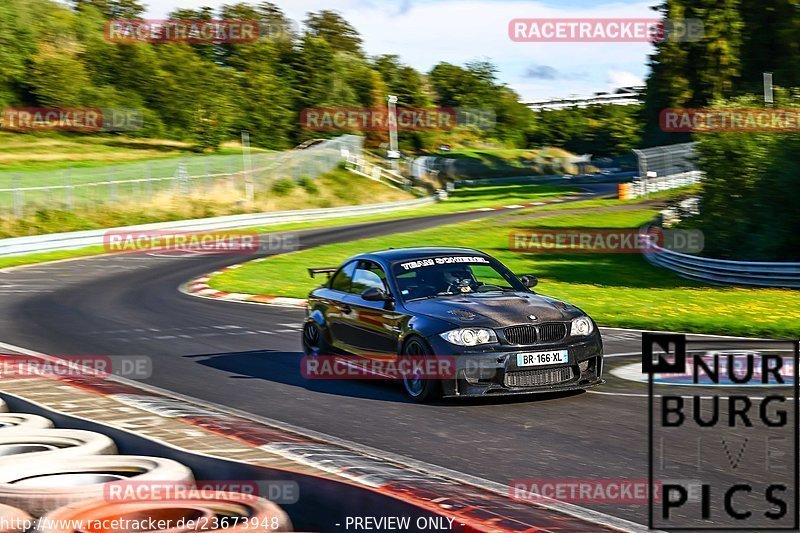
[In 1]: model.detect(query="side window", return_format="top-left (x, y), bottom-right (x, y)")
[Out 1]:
top-left (330, 261), bottom-right (357, 292)
top-left (351, 261), bottom-right (388, 295)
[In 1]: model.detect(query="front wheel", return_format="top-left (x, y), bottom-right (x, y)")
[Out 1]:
top-left (400, 337), bottom-right (442, 403)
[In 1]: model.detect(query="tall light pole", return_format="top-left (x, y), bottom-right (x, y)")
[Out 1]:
top-left (387, 95), bottom-right (400, 171)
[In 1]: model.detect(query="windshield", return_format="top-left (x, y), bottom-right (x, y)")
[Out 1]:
top-left (392, 255), bottom-right (526, 301)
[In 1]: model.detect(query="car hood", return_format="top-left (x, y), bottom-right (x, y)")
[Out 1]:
top-left (404, 292), bottom-right (584, 328)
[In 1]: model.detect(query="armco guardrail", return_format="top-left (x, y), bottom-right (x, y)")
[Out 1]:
top-left (628, 171), bottom-right (702, 199)
top-left (645, 245), bottom-right (800, 288)
top-left (0, 196), bottom-right (434, 258)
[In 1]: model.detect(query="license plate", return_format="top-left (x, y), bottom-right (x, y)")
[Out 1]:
top-left (517, 350), bottom-right (569, 367)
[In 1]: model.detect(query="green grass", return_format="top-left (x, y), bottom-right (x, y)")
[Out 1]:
top-left (0, 132), bottom-right (266, 173)
top-left (211, 205), bottom-right (800, 339)
top-left (0, 182), bottom-right (573, 269)
top-left (429, 147), bottom-right (582, 179)
top-left (0, 168), bottom-right (417, 239)
top-left (0, 246), bottom-right (107, 270)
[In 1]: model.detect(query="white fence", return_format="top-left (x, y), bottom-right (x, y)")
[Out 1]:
top-left (0, 135), bottom-right (363, 218)
top-left (344, 155), bottom-right (413, 190)
top-left (628, 171), bottom-right (703, 199)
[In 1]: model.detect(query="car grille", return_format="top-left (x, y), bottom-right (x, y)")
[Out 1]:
top-left (504, 325), bottom-right (536, 345)
top-left (538, 323), bottom-right (568, 342)
top-left (503, 323), bottom-right (568, 345)
top-left (505, 366), bottom-right (573, 388)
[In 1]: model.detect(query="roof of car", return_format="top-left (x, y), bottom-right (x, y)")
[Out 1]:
top-left (355, 247), bottom-right (489, 263)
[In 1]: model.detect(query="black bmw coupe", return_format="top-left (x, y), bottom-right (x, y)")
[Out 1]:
top-left (303, 247), bottom-right (604, 402)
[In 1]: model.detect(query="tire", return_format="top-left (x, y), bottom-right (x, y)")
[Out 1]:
top-left (302, 321), bottom-right (330, 356)
top-left (400, 336), bottom-right (442, 403)
top-left (0, 399), bottom-right (7, 413)
top-left (0, 503), bottom-right (31, 533)
top-left (0, 455), bottom-right (194, 517)
top-left (0, 414), bottom-right (54, 432)
top-left (39, 491), bottom-right (292, 533)
top-left (0, 430), bottom-right (117, 466)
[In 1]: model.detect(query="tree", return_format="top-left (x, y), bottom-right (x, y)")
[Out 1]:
top-left (304, 10), bottom-right (363, 55)
top-left (72, 0), bottom-right (144, 19)
top-left (0, 0), bottom-right (38, 107)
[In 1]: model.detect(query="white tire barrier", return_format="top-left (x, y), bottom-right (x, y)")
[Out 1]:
top-left (0, 503), bottom-right (31, 533)
top-left (39, 491), bottom-right (292, 533)
top-left (0, 414), bottom-right (54, 432)
top-left (0, 456), bottom-right (194, 517)
top-left (0, 430), bottom-right (117, 466)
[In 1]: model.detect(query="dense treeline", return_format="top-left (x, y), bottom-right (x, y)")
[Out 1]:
top-left (0, 0), bottom-right (536, 151)
top-left (643, 0), bottom-right (800, 146)
top-left (644, 1), bottom-right (800, 260)
top-left (0, 0), bottom-right (645, 155)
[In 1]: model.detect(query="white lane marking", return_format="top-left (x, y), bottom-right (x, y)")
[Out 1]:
top-left (600, 326), bottom-right (774, 341)
top-left (0, 338), bottom-right (652, 533)
top-left (588, 390), bottom-right (795, 401)
top-left (606, 348), bottom-right (795, 359)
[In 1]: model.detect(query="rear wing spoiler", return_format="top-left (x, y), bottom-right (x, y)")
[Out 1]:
top-left (308, 267), bottom-right (339, 280)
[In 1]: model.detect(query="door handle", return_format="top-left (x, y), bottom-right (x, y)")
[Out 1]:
top-left (342, 304), bottom-right (352, 314)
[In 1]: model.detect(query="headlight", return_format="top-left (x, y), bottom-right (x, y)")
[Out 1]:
top-left (570, 316), bottom-right (594, 336)
top-left (440, 328), bottom-right (498, 346)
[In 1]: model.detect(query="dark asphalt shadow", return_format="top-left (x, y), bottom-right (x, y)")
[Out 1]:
top-left (185, 349), bottom-right (412, 403)
top-left (184, 349), bottom-right (589, 406)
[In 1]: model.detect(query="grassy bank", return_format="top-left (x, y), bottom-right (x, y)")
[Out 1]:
top-left (0, 182), bottom-right (574, 269)
top-left (0, 132), bottom-right (262, 173)
top-left (211, 201), bottom-right (799, 339)
top-left (433, 147), bottom-right (584, 179)
top-left (0, 168), bottom-right (415, 239)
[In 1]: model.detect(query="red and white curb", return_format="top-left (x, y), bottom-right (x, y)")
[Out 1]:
top-left (180, 263), bottom-right (308, 309)
top-left (467, 193), bottom-right (589, 212)
top-left (180, 192), bottom-right (594, 309)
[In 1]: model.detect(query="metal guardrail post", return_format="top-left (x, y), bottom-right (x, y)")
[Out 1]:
top-left (64, 170), bottom-right (74, 210)
top-left (13, 175), bottom-right (23, 219)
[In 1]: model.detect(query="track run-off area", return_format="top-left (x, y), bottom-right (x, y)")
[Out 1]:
top-left (0, 187), bottom-right (791, 530)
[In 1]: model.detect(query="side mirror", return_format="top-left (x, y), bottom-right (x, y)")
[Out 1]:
top-left (520, 275), bottom-right (539, 288)
top-left (361, 287), bottom-right (391, 302)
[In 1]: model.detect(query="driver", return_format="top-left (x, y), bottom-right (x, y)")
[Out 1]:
top-left (442, 266), bottom-right (476, 293)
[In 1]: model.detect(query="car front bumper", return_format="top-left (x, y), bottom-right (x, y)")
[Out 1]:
top-left (426, 332), bottom-right (604, 397)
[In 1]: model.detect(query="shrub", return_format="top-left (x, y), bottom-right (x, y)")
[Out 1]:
top-left (271, 178), bottom-right (296, 196)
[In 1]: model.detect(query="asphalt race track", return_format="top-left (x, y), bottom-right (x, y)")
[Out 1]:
top-left (1, 191), bottom-right (794, 528)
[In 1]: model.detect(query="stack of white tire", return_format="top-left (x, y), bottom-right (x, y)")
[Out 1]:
top-left (0, 401), bottom-right (293, 532)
